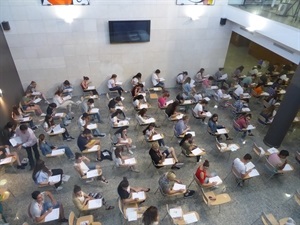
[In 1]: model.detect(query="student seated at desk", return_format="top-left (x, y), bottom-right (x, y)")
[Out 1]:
top-left (0, 145), bottom-right (25, 169)
top-left (182, 77), bottom-right (196, 99)
top-left (158, 171), bottom-right (194, 197)
top-left (61, 80), bottom-right (73, 97)
top-left (117, 177), bottom-right (150, 205)
top-left (233, 84), bottom-right (247, 99)
top-left (176, 71), bottom-right (188, 84)
top-left (78, 113), bottom-right (105, 138)
top-left (208, 114), bottom-right (232, 141)
top-left (179, 134), bottom-right (201, 162)
top-left (53, 90), bottom-right (77, 114)
top-left (131, 72), bottom-right (143, 87)
top-left (194, 68), bottom-right (205, 83)
top-left (133, 95), bottom-right (147, 109)
top-left (252, 83), bottom-right (264, 97)
top-left (77, 129), bottom-right (102, 162)
top-left (46, 103), bottom-right (72, 126)
top-left (26, 81), bottom-right (49, 104)
top-left (43, 115), bottom-right (74, 141)
top-left (174, 115), bottom-right (190, 137)
top-left (115, 127), bottom-right (136, 154)
top-left (233, 154), bottom-right (253, 186)
top-left (142, 206), bottom-right (159, 225)
top-left (151, 69), bottom-right (165, 89)
top-left (29, 190), bottom-right (68, 223)
top-left (268, 150), bottom-right (289, 170)
top-left (114, 146), bottom-right (139, 173)
top-left (143, 123), bottom-right (165, 147)
top-left (259, 105), bottom-right (277, 124)
top-left (131, 83), bottom-right (144, 98)
top-left (165, 101), bottom-right (181, 119)
top-left (232, 65), bottom-right (244, 80)
top-left (81, 76), bottom-right (99, 96)
top-left (195, 160), bottom-right (218, 188)
top-left (234, 113), bottom-right (254, 138)
top-left (111, 109), bottom-right (130, 127)
top-left (149, 142), bottom-right (182, 169)
top-left (38, 134), bottom-right (74, 160)
top-left (107, 74), bottom-right (125, 96)
top-left (158, 91), bottom-right (170, 108)
top-left (32, 159), bottom-right (63, 191)
top-left (21, 91), bottom-right (43, 116)
top-left (74, 152), bottom-right (108, 183)
top-left (232, 99), bottom-right (248, 114)
top-left (72, 185), bottom-right (114, 211)
top-left (137, 108), bottom-right (155, 124)
top-left (12, 105), bottom-right (37, 130)
top-left (193, 100), bottom-right (209, 123)
top-left (1, 122), bottom-right (16, 146)
top-left (202, 76), bottom-right (215, 97)
top-left (82, 98), bottom-right (102, 123)
top-left (108, 96), bottom-right (125, 113)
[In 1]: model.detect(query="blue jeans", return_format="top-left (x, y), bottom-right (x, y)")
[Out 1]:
top-left (57, 145), bottom-right (74, 159)
top-left (91, 113), bottom-right (101, 123)
top-left (41, 201), bottom-right (60, 216)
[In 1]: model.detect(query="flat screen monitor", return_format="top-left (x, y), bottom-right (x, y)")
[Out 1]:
top-left (108, 20), bottom-right (151, 44)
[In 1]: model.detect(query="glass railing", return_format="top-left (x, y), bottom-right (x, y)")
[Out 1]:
top-left (228, 0), bottom-right (300, 29)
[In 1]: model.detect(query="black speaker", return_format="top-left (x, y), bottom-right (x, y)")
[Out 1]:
top-left (220, 18), bottom-right (227, 26)
top-left (1, 21), bottom-right (10, 31)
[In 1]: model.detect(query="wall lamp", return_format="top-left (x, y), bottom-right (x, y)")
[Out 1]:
top-left (0, 89), bottom-right (3, 97)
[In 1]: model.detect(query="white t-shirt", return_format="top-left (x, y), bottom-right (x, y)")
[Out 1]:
top-left (30, 192), bottom-right (46, 220)
top-left (217, 89), bottom-right (224, 98)
top-left (177, 74), bottom-right (184, 83)
top-left (132, 77), bottom-right (139, 86)
top-left (133, 99), bottom-right (140, 108)
top-left (193, 103), bottom-right (204, 115)
top-left (152, 73), bottom-right (159, 86)
top-left (53, 95), bottom-right (63, 106)
top-left (107, 79), bottom-right (115, 89)
top-left (234, 85), bottom-right (244, 96)
top-left (233, 158), bottom-right (246, 176)
top-left (78, 117), bottom-right (86, 128)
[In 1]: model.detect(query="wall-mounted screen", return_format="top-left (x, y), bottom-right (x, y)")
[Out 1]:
top-left (42, 0), bottom-right (90, 5)
top-left (108, 20), bottom-right (151, 44)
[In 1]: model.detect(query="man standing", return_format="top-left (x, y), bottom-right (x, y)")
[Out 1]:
top-left (15, 124), bottom-right (39, 170)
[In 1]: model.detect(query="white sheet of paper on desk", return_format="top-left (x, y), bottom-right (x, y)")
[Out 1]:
top-left (163, 158), bottom-right (174, 165)
top-left (203, 97), bottom-right (210, 101)
top-left (183, 100), bottom-right (192, 104)
top-left (86, 169), bottom-right (99, 178)
top-left (88, 145), bottom-right (99, 152)
top-left (204, 112), bottom-right (212, 118)
top-left (166, 100), bottom-right (174, 106)
top-left (140, 92), bottom-right (146, 97)
top-left (126, 208), bottom-right (138, 221)
top-left (0, 157), bottom-right (13, 165)
top-left (62, 95), bottom-right (71, 101)
top-left (248, 169), bottom-right (260, 177)
top-left (217, 128), bottom-right (227, 134)
top-left (211, 86), bottom-right (218, 90)
top-left (115, 106), bottom-right (124, 110)
top-left (258, 147), bottom-right (265, 155)
top-left (33, 98), bottom-right (42, 103)
top-left (183, 212), bottom-right (198, 223)
top-left (267, 147), bottom-right (279, 154)
top-left (20, 117), bottom-right (31, 122)
top-left (260, 92), bottom-right (270, 96)
top-left (191, 148), bottom-right (203, 155)
top-left (176, 114), bottom-right (184, 120)
top-left (279, 90), bottom-right (286, 94)
top-left (88, 198), bottom-right (102, 209)
top-left (245, 161), bottom-right (255, 171)
top-left (87, 86), bottom-right (95, 90)
top-left (9, 136), bottom-right (22, 147)
top-left (31, 92), bottom-right (41, 96)
top-left (44, 208), bottom-right (59, 222)
top-left (209, 176), bottom-right (223, 185)
top-left (152, 134), bottom-right (163, 140)
top-left (124, 158), bottom-right (136, 165)
top-left (283, 164), bottom-right (293, 171)
top-left (159, 78), bottom-right (165, 81)
top-left (169, 208), bottom-right (183, 218)
top-left (146, 118), bottom-right (156, 123)
top-left (63, 88), bottom-right (73, 92)
top-left (116, 81), bottom-right (123, 85)
top-left (267, 82), bottom-right (273, 85)
top-left (48, 174), bottom-right (61, 183)
top-left (246, 124), bottom-right (256, 130)
top-left (186, 131), bottom-right (195, 137)
top-left (242, 108), bottom-right (251, 112)
top-left (54, 113), bottom-right (64, 117)
top-left (173, 183), bottom-right (186, 191)
top-left (139, 103), bottom-right (148, 109)
top-left (118, 120), bottom-right (129, 126)
top-left (52, 125), bottom-right (62, 133)
top-left (87, 124), bottom-right (97, 130)
top-left (51, 148), bottom-right (65, 156)
top-left (219, 73), bottom-right (228, 80)
top-left (132, 191), bottom-right (145, 200)
top-left (228, 144), bottom-right (239, 151)
top-left (223, 94), bottom-right (231, 99)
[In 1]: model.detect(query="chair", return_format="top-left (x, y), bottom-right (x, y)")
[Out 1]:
top-left (165, 204), bottom-right (200, 225)
top-left (252, 143), bottom-right (266, 162)
top-left (109, 134), bottom-right (128, 152)
top-left (215, 138), bottom-right (240, 161)
top-left (171, 126), bottom-right (184, 141)
top-left (69, 211), bottom-right (101, 225)
top-left (155, 185), bottom-right (183, 198)
top-left (260, 212), bottom-right (289, 225)
top-left (200, 187), bottom-right (231, 213)
top-left (19, 102), bottom-right (35, 116)
top-left (107, 90), bottom-right (119, 99)
top-left (231, 163), bottom-right (251, 187)
top-left (233, 119), bottom-right (245, 138)
top-left (0, 156), bottom-right (17, 173)
top-left (117, 198), bottom-right (146, 225)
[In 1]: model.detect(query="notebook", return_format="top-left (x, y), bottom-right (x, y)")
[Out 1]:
top-left (183, 212), bottom-right (198, 223)
top-left (125, 208), bottom-right (138, 221)
top-left (152, 134), bottom-right (163, 140)
top-left (245, 161), bottom-right (255, 171)
top-left (44, 208), bottom-right (59, 222)
top-left (87, 124), bottom-right (97, 130)
top-left (51, 148), bottom-right (65, 156)
top-left (52, 124), bottom-right (62, 133)
top-left (282, 164), bottom-right (293, 171)
top-left (88, 199), bottom-right (102, 209)
top-left (48, 175), bottom-right (61, 183)
top-left (162, 158), bottom-right (174, 165)
top-left (191, 148), bottom-right (203, 155)
top-left (169, 208), bottom-right (183, 218)
top-left (173, 183), bottom-right (186, 191)
top-left (116, 81), bottom-right (123, 86)
top-left (88, 145), bottom-right (99, 152)
top-left (209, 176), bottom-right (223, 185)
top-left (246, 124), bottom-right (256, 130)
top-left (124, 158), bottom-right (136, 165)
top-left (248, 169), bottom-right (260, 177)
top-left (217, 128), bottom-right (227, 134)
top-left (86, 169), bottom-right (99, 178)
top-left (132, 191), bottom-right (146, 200)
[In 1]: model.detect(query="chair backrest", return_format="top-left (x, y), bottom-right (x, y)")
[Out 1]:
top-left (194, 173), bottom-right (202, 188)
top-left (68, 211), bottom-right (76, 225)
top-left (118, 197), bottom-right (127, 219)
top-left (265, 158), bottom-right (278, 173)
top-left (261, 212), bottom-right (279, 225)
top-left (258, 114), bottom-right (269, 125)
top-left (200, 188), bottom-right (209, 205)
top-left (253, 143), bottom-right (264, 156)
top-left (27, 203), bottom-right (33, 220)
top-left (231, 163), bottom-right (242, 179)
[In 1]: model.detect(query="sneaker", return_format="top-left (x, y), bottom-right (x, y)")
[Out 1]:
top-left (100, 179), bottom-right (109, 184)
top-left (55, 186), bottom-right (63, 191)
top-left (99, 133), bottom-right (106, 138)
top-left (31, 126), bottom-right (38, 130)
top-left (171, 165), bottom-right (180, 170)
top-left (184, 190), bottom-right (195, 198)
top-left (128, 149), bottom-right (134, 155)
top-left (69, 136), bottom-right (75, 140)
top-left (131, 145), bottom-right (136, 149)
top-left (17, 165), bottom-right (25, 169)
top-left (69, 157), bottom-right (75, 161)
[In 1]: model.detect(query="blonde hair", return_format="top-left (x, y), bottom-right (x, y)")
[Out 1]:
top-left (151, 142), bottom-right (159, 149)
top-left (166, 171), bottom-right (176, 180)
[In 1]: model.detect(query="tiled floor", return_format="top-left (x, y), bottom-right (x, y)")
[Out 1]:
top-left (1, 44), bottom-right (299, 225)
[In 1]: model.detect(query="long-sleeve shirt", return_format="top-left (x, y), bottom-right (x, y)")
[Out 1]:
top-left (15, 127), bottom-right (37, 147)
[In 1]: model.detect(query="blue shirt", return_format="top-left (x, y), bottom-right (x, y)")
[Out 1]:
top-left (77, 135), bottom-right (88, 151)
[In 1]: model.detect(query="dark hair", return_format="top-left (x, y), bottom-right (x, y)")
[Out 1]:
top-left (44, 115), bottom-right (54, 127)
top-left (208, 76), bottom-right (214, 81)
top-left (209, 113), bottom-right (218, 122)
top-left (162, 91), bottom-right (170, 98)
top-left (54, 89), bottom-right (63, 96)
top-left (83, 76), bottom-right (89, 80)
top-left (31, 191), bottom-right (41, 200)
top-left (133, 73), bottom-right (142, 79)
top-left (133, 95), bottom-right (144, 101)
top-left (4, 121), bottom-right (14, 129)
top-left (75, 152), bottom-right (82, 159)
top-left (12, 105), bottom-right (20, 116)
top-left (119, 177), bottom-right (129, 188)
top-left (179, 133), bottom-right (192, 146)
top-left (82, 129), bottom-right (91, 135)
top-left (115, 96), bottom-right (122, 102)
top-left (49, 103), bottom-right (57, 108)
top-left (237, 66), bottom-right (244, 72)
top-left (155, 69), bottom-right (160, 74)
top-left (243, 153), bottom-right (252, 161)
top-left (184, 77), bottom-right (191, 84)
top-left (63, 80), bottom-right (70, 85)
top-left (142, 206), bottom-right (158, 225)
top-left (203, 159), bottom-right (210, 167)
top-left (279, 150), bottom-right (289, 157)
top-left (111, 109), bottom-right (123, 118)
top-left (73, 185), bottom-right (81, 194)
top-left (183, 71), bottom-right (188, 75)
top-left (38, 134), bottom-right (45, 145)
top-left (87, 99), bottom-right (94, 104)
top-left (200, 99), bottom-right (208, 105)
top-left (19, 124), bottom-right (28, 131)
top-left (245, 113), bottom-right (252, 119)
top-left (138, 108), bottom-right (147, 117)
top-left (221, 86), bottom-right (228, 91)
top-left (111, 74), bottom-right (117, 79)
top-left (81, 113), bottom-right (89, 119)
top-left (182, 115), bottom-right (189, 121)
top-left (32, 159), bottom-right (49, 182)
top-left (143, 123), bottom-right (155, 135)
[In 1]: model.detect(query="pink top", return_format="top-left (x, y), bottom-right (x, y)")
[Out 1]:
top-left (158, 97), bottom-right (167, 108)
top-left (202, 78), bottom-right (210, 88)
top-left (268, 153), bottom-right (282, 168)
top-left (235, 116), bottom-right (248, 129)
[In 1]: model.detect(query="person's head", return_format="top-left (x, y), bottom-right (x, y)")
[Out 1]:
top-left (182, 115), bottom-right (189, 123)
top-left (219, 67), bottom-right (224, 71)
top-left (279, 150), bottom-right (289, 159)
top-left (220, 86), bottom-right (228, 91)
top-left (119, 177), bottom-right (129, 189)
top-left (83, 76), bottom-right (89, 81)
top-left (183, 71), bottom-right (188, 76)
top-left (151, 142), bottom-right (160, 152)
top-left (166, 171), bottom-right (177, 181)
top-left (31, 191), bottom-right (43, 203)
top-left (49, 103), bottom-right (57, 108)
top-left (208, 76), bottom-right (214, 81)
top-left (245, 113), bottom-right (252, 121)
top-left (133, 95), bottom-right (144, 101)
top-left (4, 121), bottom-right (15, 130)
top-left (172, 101), bottom-right (180, 108)
top-left (75, 152), bottom-right (83, 161)
top-left (63, 80), bottom-right (70, 86)
top-left (111, 109), bottom-right (123, 118)
top-left (142, 206), bottom-right (159, 225)
top-left (115, 96), bottom-right (122, 102)
top-left (176, 94), bottom-right (184, 103)
top-left (19, 124), bottom-right (28, 134)
top-left (237, 66), bottom-right (244, 71)
top-left (82, 128), bottom-right (92, 138)
top-left (25, 90), bottom-right (32, 96)
top-left (138, 108), bottom-right (147, 117)
top-left (251, 74), bottom-right (257, 79)
top-left (210, 113), bottom-right (218, 122)
top-left (199, 68), bottom-right (205, 73)
top-left (111, 74), bottom-right (117, 79)
top-left (44, 114), bottom-right (53, 123)
top-left (73, 185), bottom-right (82, 196)
top-left (54, 89), bottom-right (63, 96)
top-left (134, 73), bottom-right (142, 79)
top-left (162, 91), bottom-right (170, 98)
top-left (243, 153), bottom-right (252, 162)
top-left (12, 105), bottom-right (20, 115)
top-left (200, 99), bottom-right (208, 105)
top-left (30, 81), bottom-right (37, 87)
top-left (179, 133), bottom-right (193, 146)
top-left (81, 113), bottom-right (89, 120)
top-left (184, 77), bottom-right (191, 84)
top-left (155, 69), bottom-right (160, 74)
top-left (203, 160), bottom-right (210, 170)
top-left (38, 134), bottom-right (45, 143)
top-left (32, 159), bottom-right (47, 180)
top-left (87, 99), bottom-right (94, 105)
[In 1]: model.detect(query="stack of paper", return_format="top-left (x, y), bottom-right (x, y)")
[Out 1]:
top-left (228, 144), bottom-right (239, 152)
top-left (86, 169), bottom-right (99, 178)
top-left (163, 158), bottom-right (175, 165)
top-left (204, 111), bottom-right (212, 117)
top-left (152, 134), bottom-right (163, 140)
top-left (88, 199), bottom-right (102, 209)
top-left (51, 149), bottom-right (65, 156)
top-left (183, 100), bottom-right (192, 105)
top-left (132, 191), bottom-right (146, 200)
top-left (217, 128), bottom-right (227, 134)
top-left (52, 125), bottom-right (62, 134)
top-left (0, 157), bottom-right (13, 165)
top-left (146, 118), bottom-right (156, 123)
top-left (9, 136), bottom-right (22, 147)
top-left (48, 175), bottom-right (61, 183)
top-left (124, 158), bottom-right (137, 165)
top-left (242, 108), bottom-right (251, 112)
top-left (173, 183), bottom-right (186, 191)
top-left (191, 148), bottom-right (203, 155)
top-left (54, 113), bottom-right (64, 117)
top-left (90, 108), bottom-right (99, 113)
top-left (176, 114), bottom-right (184, 120)
top-left (211, 86), bottom-right (218, 90)
top-left (115, 106), bottom-right (124, 110)
top-left (31, 92), bottom-right (41, 96)
top-left (169, 208), bottom-right (183, 218)
top-left (87, 124), bottom-right (97, 130)
top-left (208, 176), bottom-right (223, 185)
top-left (166, 100), bottom-right (174, 106)
top-left (116, 81), bottom-right (123, 85)
top-left (248, 169), bottom-right (260, 177)
top-left (159, 78), bottom-right (165, 81)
